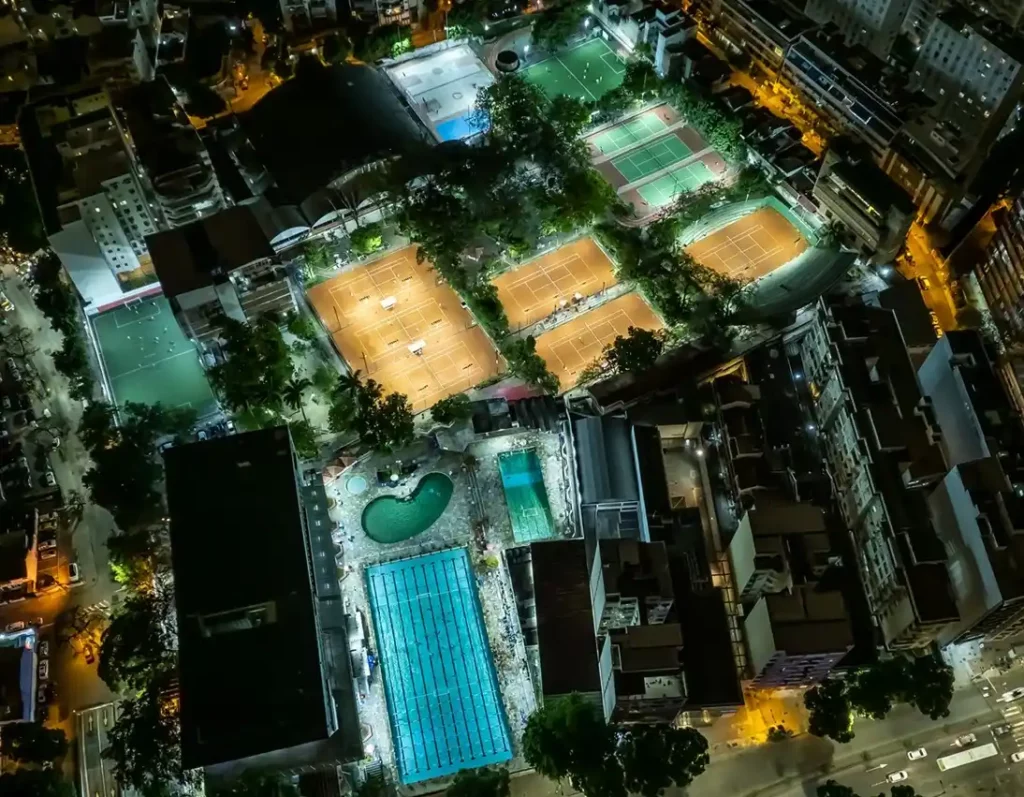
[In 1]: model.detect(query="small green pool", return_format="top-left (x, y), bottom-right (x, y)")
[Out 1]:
top-left (362, 472), bottom-right (455, 544)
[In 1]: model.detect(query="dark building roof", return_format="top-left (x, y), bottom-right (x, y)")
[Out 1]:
top-left (531, 540), bottom-right (601, 697)
top-left (239, 62), bottom-right (428, 207)
top-left (165, 427), bottom-right (333, 770)
top-left (147, 206), bottom-right (275, 297)
top-left (0, 533), bottom-right (30, 584)
top-left (575, 415), bottom-right (640, 504)
top-left (876, 281), bottom-right (937, 350)
top-left (0, 645), bottom-right (28, 723)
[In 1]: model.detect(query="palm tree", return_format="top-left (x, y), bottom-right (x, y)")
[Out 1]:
top-left (333, 369), bottom-right (362, 401)
top-left (283, 377), bottom-right (312, 422)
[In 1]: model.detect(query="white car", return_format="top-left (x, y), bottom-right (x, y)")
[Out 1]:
top-left (1012, 751), bottom-right (1024, 763)
top-left (4, 621), bottom-right (25, 632)
top-left (907, 748), bottom-right (928, 760)
top-left (955, 733), bottom-right (977, 747)
top-left (67, 562), bottom-right (81, 584)
top-left (42, 471), bottom-right (56, 488)
top-left (887, 771), bottom-right (909, 784)
top-left (38, 660), bottom-right (48, 681)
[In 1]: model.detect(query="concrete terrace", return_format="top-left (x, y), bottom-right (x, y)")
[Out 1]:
top-left (324, 427), bottom-right (576, 785)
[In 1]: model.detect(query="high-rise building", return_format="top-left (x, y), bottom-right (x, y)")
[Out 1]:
top-left (910, 9), bottom-right (1024, 156)
top-left (973, 196), bottom-right (1024, 340)
top-left (794, 296), bottom-right (958, 649)
top-left (803, 0), bottom-right (913, 58)
top-left (709, 0), bottom-right (819, 78)
top-left (112, 77), bottom-right (228, 228)
top-left (20, 88), bottom-right (161, 313)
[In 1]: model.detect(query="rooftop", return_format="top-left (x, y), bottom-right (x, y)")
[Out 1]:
top-left (937, 7), bottom-right (1024, 64)
top-left (239, 61), bottom-right (428, 208)
top-left (165, 427), bottom-right (334, 770)
top-left (147, 206), bottom-right (276, 297)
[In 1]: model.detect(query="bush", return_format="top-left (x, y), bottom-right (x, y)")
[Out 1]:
top-left (431, 393), bottom-right (473, 425)
top-left (286, 311), bottom-right (318, 342)
top-left (502, 337), bottom-right (559, 393)
top-left (350, 223), bottom-right (385, 256)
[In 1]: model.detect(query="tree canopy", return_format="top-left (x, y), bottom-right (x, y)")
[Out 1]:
top-left (209, 317), bottom-right (294, 415)
top-left (446, 767), bottom-right (511, 797)
top-left (432, 393), bottom-right (474, 425)
top-left (208, 772), bottom-right (302, 797)
top-left (530, 0), bottom-right (587, 49)
top-left (804, 678), bottom-right (854, 743)
top-left (605, 327), bottom-right (665, 373)
top-left (0, 770), bottom-right (76, 797)
top-left (98, 589), bottom-right (176, 693)
top-left (0, 723), bottom-right (69, 763)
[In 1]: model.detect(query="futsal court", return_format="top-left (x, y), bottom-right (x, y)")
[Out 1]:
top-left (365, 549), bottom-right (513, 784)
top-left (685, 206), bottom-right (808, 283)
top-left (491, 237), bottom-right (617, 329)
top-left (588, 105), bottom-right (680, 156)
top-left (611, 135), bottom-right (693, 184)
top-left (385, 44), bottom-right (494, 142)
top-left (91, 296), bottom-right (217, 415)
top-left (522, 38), bottom-right (625, 102)
top-left (306, 246), bottom-right (502, 411)
top-left (534, 292), bottom-right (663, 390)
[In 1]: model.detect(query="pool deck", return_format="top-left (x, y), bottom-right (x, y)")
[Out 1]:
top-left (324, 428), bottom-right (576, 785)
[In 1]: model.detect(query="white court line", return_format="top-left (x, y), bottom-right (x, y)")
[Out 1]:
top-left (555, 54), bottom-right (598, 103)
top-left (110, 348), bottom-right (197, 382)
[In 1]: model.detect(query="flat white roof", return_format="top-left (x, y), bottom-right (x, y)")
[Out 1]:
top-left (387, 44), bottom-right (494, 129)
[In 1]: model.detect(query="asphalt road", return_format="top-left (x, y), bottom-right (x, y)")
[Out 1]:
top-left (0, 266), bottom-right (118, 729)
top-left (76, 703), bottom-right (118, 797)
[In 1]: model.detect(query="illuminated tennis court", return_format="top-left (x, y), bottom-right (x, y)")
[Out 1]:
top-left (307, 246), bottom-right (502, 411)
top-left (91, 296), bottom-right (217, 415)
top-left (498, 449), bottom-right (555, 543)
top-left (611, 135), bottom-right (692, 183)
top-left (534, 293), bottom-right (663, 390)
top-left (591, 111), bottom-right (668, 155)
top-left (492, 238), bottom-right (617, 329)
top-left (637, 161), bottom-right (715, 208)
top-left (686, 206), bottom-right (808, 283)
top-left (522, 38), bottom-right (625, 102)
top-left (366, 549), bottom-right (513, 783)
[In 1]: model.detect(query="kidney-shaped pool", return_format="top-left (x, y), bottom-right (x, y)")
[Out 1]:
top-left (361, 472), bottom-right (455, 544)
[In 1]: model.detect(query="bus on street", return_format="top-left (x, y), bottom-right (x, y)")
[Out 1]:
top-left (937, 743), bottom-right (999, 771)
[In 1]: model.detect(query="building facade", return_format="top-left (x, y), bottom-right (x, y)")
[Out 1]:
top-left (803, 0), bottom-right (913, 58)
top-left (974, 195), bottom-right (1024, 341)
top-left (708, 0), bottom-right (818, 77)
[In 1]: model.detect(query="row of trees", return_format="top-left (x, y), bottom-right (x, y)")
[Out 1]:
top-left (326, 370), bottom-right (415, 452)
top-left (805, 654), bottom-right (955, 743)
top-left (34, 252), bottom-right (95, 401)
top-left (523, 694), bottom-right (710, 797)
top-left (818, 781), bottom-right (919, 797)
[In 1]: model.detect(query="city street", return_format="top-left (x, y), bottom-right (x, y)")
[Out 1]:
top-left (76, 703), bottom-right (119, 797)
top-left (0, 266), bottom-right (118, 728)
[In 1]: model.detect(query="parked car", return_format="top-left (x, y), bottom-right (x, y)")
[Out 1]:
top-left (1012, 751), bottom-right (1024, 763)
top-left (4, 621), bottom-right (25, 632)
top-left (40, 548), bottom-right (57, 560)
top-left (38, 659), bottom-right (49, 680)
top-left (38, 640), bottom-right (49, 657)
top-left (84, 647), bottom-right (95, 665)
top-left (197, 428), bottom-right (208, 441)
top-left (0, 396), bottom-right (10, 411)
top-left (994, 724), bottom-right (1013, 737)
top-left (42, 471), bottom-right (56, 488)
top-left (955, 733), bottom-right (977, 747)
top-left (886, 771), bottom-right (908, 784)
top-left (67, 562), bottom-right (81, 584)
top-left (907, 748), bottom-right (927, 760)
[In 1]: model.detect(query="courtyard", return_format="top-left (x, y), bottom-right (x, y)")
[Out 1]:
top-left (90, 296), bottom-right (218, 417)
top-left (306, 246), bottom-right (503, 412)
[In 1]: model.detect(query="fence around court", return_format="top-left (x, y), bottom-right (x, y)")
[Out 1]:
top-left (676, 195), bottom-right (817, 249)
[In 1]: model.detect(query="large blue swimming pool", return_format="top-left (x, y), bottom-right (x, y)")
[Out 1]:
top-left (366, 549), bottom-right (512, 783)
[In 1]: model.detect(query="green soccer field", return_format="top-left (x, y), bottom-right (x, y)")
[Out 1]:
top-left (637, 161), bottom-right (716, 208)
top-left (591, 112), bottom-right (669, 155)
top-left (92, 296), bottom-right (218, 416)
top-left (611, 135), bottom-right (692, 183)
top-left (522, 38), bottom-right (625, 102)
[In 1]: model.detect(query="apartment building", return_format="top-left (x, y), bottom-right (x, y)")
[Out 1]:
top-left (813, 140), bottom-right (916, 262)
top-left (113, 77), bottom-right (228, 228)
top-left (20, 88), bottom-right (162, 314)
top-left (519, 538), bottom-right (687, 723)
top-left (594, 0), bottom-right (697, 76)
top-left (348, 0), bottom-right (413, 27)
top-left (974, 195), bottom-right (1024, 341)
top-left (910, 9), bottom-right (1024, 161)
top-left (147, 206), bottom-right (295, 344)
top-left (280, 0), bottom-right (339, 31)
top-left (780, 30), bottom-right (925, 160)
top-left (708, 0), bottom-right (818, 77)
top-left (794, 296), bottom-right (958, 649)
top-left (803, 0), bottom-right (913, 59)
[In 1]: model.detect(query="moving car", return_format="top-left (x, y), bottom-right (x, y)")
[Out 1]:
top-left (955, 733), bottom-right (977, 747)
top-left (994, 724), bottom-right (1012, 737)
top-left (907, 748), bottom-right (928, 760)
top-left (67, 562), bottom-right (81, 584)
top-left (886, 771), bottom-right (909, 783)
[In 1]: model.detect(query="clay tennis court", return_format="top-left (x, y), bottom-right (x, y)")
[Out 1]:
top-left (307, 246), bottom-right (502, 411)
top-left (492, 238), bottom-right (618, 330)
top-left (534, 293), bottom-right (663, 391)
top-left (686, 206), bottom-right (808, 283)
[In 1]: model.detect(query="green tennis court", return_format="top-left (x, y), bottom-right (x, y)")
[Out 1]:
top-left (498, 449), bottom-right (555, 543)
top-left (611, 135), bottom-right (692, 183)
top-left (591, 112), bottom-right (669, 155)
top-left (637, 161), bottom-right (716, 208)
top-left (522, 38), bottom-right (625, 102)
top-left (92, 296), bottom-right (218, 416)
